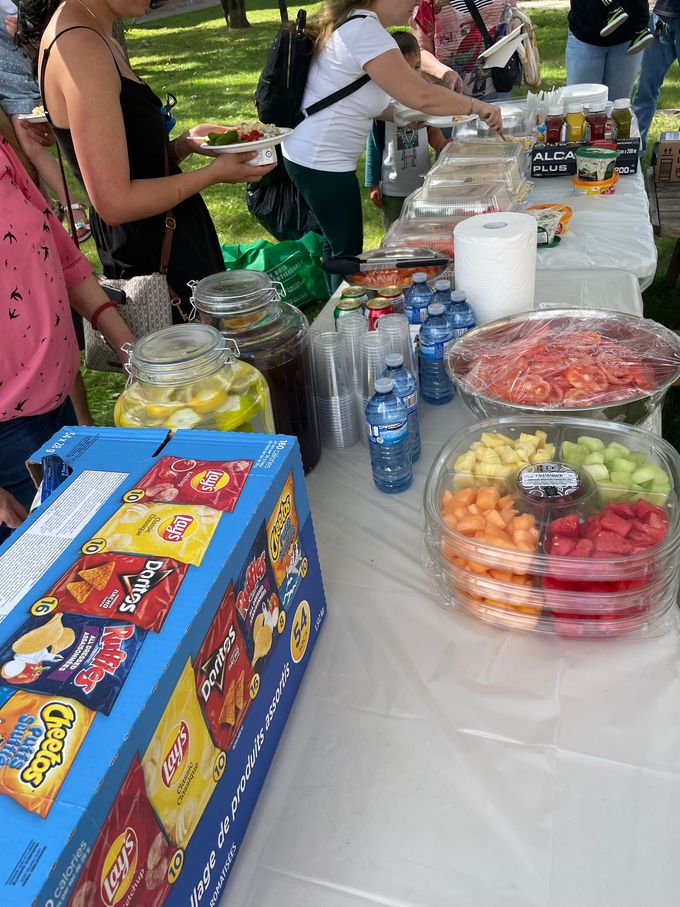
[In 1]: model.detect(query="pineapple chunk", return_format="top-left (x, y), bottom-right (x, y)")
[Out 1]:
top-left (530, 450), bottom-right (552, 464)
top-left (454, 452), bottom-right (476, 472)
top-left (535, 430), bottom-right (548, 448)
top-left (476, 462), bottom-right (514, 478)
top-left (479, 448), bottom-right (501, 464)
top-left (499, 446), bottom-right (520, 465)
top-left (519, 433), bottom-right (539, 452)
top-left (480, 432), bottom-right (510, 449)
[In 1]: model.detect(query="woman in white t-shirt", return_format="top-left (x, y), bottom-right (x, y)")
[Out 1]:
top-left (282, 0), bottom-right (502, 291)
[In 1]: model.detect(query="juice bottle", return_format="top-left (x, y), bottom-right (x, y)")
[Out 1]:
top-left (585, 103), bottom-right (607, 142)
top-left (612, 98), bottom-right (632, 140)
top-left (565, 103), bottom-right (585, 142)
top-left (545, 106), bottom-right (565, 144)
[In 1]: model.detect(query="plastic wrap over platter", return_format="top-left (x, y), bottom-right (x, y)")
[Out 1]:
top-left (447, 308), bottom-right (680, 425)
top-left (424, 415), bottom-right (680, 637)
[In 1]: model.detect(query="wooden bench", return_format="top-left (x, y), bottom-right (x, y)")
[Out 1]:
top-left (645, 167), bottom-right (680, 287)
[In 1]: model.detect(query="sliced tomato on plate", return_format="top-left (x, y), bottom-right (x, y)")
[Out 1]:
top-left (564, 363), bottom-right (608, 391)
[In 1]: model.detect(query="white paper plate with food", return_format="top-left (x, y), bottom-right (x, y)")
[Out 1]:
top-left (200, 124), bottom-right (291, 165)
top-left (17, 108), bottom-right (48, 124)
top-left (393, 104), bottom-right (478, 129)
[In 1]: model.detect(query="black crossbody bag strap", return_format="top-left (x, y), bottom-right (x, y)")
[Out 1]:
top-left (303, 14), bottom-right (370, 119)
top-left (462, 0), bottom-right (493, 49)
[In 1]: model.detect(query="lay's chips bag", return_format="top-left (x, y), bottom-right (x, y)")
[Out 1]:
top-left (141, 660), bottom-right (220, 850)
top-left (132, 457), bottom-right (252, 512)
top-left (0, 689), bottom-right (94, 818)
top-left (194, 584), bottom-right (252, 752)
top-left (92, 502), bottom-right (222, 568)
top-left (67, 756), bottom-right (172, 907)
top-left (266, 473), bottom-right (306, 609)
top-left (44, 552), bottom-right (188, 633)
top-left (0, 612), bottom-right (145, 714)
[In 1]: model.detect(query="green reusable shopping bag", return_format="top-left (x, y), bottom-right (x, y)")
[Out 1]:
top-left (221, 232), bottom-right (327, 309)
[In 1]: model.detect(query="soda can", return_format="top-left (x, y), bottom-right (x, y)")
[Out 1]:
top-left (378, 285), bottom-right (405, 315)
top-left (366, 297), bottom-right (394, 331)
top-left (340, 286), bottom-right (369, 309)
top-left (334, 298), bottom-right (363, 325)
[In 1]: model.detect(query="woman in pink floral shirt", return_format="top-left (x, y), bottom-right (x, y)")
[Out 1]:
top-left (0, 136), bottom-right (133, 535)
top-left (412, 0), bottom-right (517, 100)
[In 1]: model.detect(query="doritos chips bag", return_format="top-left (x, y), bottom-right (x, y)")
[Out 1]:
top-left (68, 756), bottom-right (172, 907)
top-left (0, 689), bottom-right (94, 817)
top-left (194, 585), bottom-right (252, 752)
top-left (235, 525), bottom-right (281, 671)
top-left (93, 502), bottom-right (221, 568)
top-left (44, 553), bottom-right (188, 633)
top-left (141, 660), bottom-right (219, 850)
top-left (266, 473), bottom-right (305, 609)
top-left (132, 457), bottom-right (252, 512)
top-left (0, 612), bottom-right (145, 714)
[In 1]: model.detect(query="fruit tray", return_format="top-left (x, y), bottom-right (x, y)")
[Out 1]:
top-left (423, 416), bottom-right (680, 637)
top-left (400, 182), bottom-right (515, 220)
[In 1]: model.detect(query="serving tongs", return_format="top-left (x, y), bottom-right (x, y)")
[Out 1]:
top-left (323, 253), bottom-right (449, 276)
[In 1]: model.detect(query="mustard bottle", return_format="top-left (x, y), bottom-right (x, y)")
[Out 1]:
top-left (565, 103), bottom-right (585, 143)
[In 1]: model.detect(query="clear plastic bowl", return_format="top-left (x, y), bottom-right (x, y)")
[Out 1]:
top-left (400, 183), bottom-right (515, 220)
top-left (447, 308), bottom-right (680, 426)
top-left (423, 415), bottom-right (680, 636)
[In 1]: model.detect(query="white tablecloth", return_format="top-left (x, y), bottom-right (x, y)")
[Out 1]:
top-left (532, 168), bottom-right (658, 291)
top-left (224, 302), bottom-right (680, 907)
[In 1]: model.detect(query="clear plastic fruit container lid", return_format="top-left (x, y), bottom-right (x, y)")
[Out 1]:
top-left (383, 221), bottom-right (456, 259)
top-left (438, 138), bottom-right (529, 176)
top-left (424, 158), bottom-right (529, 199)
top-left (447, 308), bottom-right (680, 412)
top-left (401, 182), bottom-right (515, 220)
top-left (423, 415), bottom-right (680, 636)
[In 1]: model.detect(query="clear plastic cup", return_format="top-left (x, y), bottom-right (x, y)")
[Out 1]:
top-left (337, 312), bottom-right (366, 391)
top-left (358, 332), bottom-right (389, 447)
top-left (313, 332), bottom-right (361, 448)
top-left (377, 313), bottom-right (417, 379)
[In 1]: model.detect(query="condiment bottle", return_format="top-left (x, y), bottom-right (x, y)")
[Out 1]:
top-left (565, 103), bottom-right (585, 143)
top-left (545, 105), bottom-right (565, 144)
top-left (585, 102), bottom-right (608, 143)
top-left (612, 98), bottom-right (632, 141)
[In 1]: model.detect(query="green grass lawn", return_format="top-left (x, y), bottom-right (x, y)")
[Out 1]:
top-left (82, 4), bottom-right (680, 442)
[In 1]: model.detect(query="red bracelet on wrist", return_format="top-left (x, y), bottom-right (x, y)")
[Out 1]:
top-left (90, 300), bottom-right (118, 332)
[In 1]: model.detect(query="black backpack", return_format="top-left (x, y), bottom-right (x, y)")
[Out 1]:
top-left (255, 1), bottom-right (369, 129)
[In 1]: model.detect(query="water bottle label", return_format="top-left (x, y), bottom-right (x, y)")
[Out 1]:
top-left (403, 391), bottom-right (418, 411)
top-left (451, 325), bottom-right (473, 339)
top-left (419, 340), bottom-right (445, 361)
top-left (406, 306), bottom-right (428, 325)
top-left (367, 419), bottom-right (408, 446)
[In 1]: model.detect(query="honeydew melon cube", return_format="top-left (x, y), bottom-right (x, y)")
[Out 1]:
top-left (597, 480), bottom-right (623, 503)
top-left (583, 451), bottom-right (605, 466)
top-left (611, 457), bottom-right (636, 474)
top-left (609, 471), bottom-right (635, 487)
top-left (631, 465), bottom-right (657, 485)
top-left (606, 442), bottom-right (631, 458)
top-left (578, 435), bottom-right (605, 452)
top-left (584, 463), bottom-right (610, 482)
top-left (631, 452), bottom-right (648, 467)
top-left (561, 441), bottom-right (585, 465)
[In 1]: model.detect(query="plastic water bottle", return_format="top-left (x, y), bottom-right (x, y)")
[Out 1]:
top-left (419, 302), bottom-right (455, 405)
top-left (383, 352), bottom-right (421, 463)
top-left (447, 289), bottom-right (477, 339)
top-left (432, 278), bottom-right (452, 319)
top-left (404, 272), bottom-right (433, 354)
top-left (365, 378), bottom-right (413, 493)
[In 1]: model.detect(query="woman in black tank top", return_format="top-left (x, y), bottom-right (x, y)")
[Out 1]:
top-left (18, 0), bottom-right (275, 322)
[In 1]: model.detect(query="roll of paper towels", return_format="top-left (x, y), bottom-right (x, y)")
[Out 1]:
top-left (454, 213), bottom-right (537, 325)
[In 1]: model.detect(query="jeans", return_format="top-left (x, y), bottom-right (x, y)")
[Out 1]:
top-left (0, 399), bottom-right (77, 542)
top-left (633, 14), bottom-right (680, 152)
top-left (566, 30), bottom-right (642, 101)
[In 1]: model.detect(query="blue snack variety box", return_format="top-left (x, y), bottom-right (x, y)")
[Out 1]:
top-left (0, 427), bottom-right (327, 906)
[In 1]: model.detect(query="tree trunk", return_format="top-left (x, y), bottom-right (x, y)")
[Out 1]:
top-left (112, 19), bottom-right (130, 62)
top-left (221, 0), bottom-right (251, 29)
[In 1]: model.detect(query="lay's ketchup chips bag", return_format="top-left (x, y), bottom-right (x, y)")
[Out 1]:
top-left (0, 612), bottom-right (145, 714)
top-left (132, 457), bottom-right (252, 512)
top-left (43, 553), bottom-right (188, 633)
top-left (67, 756), bottom-right (172, 907)
top-left (235, 525), bottom-right (281, 672)
top-left (194, 584), bottom-right (252, 752)
top-left (0, 689), bottom-right (94, 818)
top-left (141, 660), bottom-right (220, 850)
top-left (93, 502), bottom-right (221, 567)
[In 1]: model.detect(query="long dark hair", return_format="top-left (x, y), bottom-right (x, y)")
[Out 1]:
top-left (16, 0), bottom-right (61, 63)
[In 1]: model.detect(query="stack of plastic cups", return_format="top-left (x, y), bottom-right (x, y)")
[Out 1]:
top-left (359, 331), bottom-right (389, 446)
top-left (313, 332), bottom-right (361, 449)
top-left (337, 312), bottom-right (366, 392)
top-left (377, 313), bottom-right (417, 382)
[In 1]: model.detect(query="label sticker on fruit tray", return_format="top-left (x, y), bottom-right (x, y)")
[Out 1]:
top-left (518, 462), bottom-right (582, 500)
